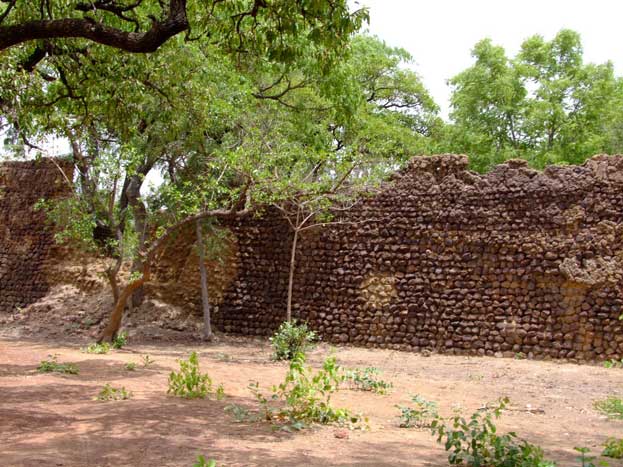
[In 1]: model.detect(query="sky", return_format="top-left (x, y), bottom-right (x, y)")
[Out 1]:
top-left (357, 0), bottom-right (623, 118)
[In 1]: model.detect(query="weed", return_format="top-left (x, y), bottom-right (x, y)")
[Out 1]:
top-left (168, 352), bottom-right (214, 399)
top-left (250, 351), bottom-right (363, 431)
top-left (594, 396), bottom-right (623, 420)
top-left (193, 455), bottom-right (216, 467)
top-left (270, 321), bottom-right (317, 361)
top-left (112, 331), bottom-right (128, 349)
top-left (396, 395), bottom-right (438, 428)
top-left (83, 342), bottom-right (111, 354)
top-left (216, 384), bottom-right (225, 400)
top-left (141, 355), bottom-right (155, 367)
top-left (467, 373), bottom-right (484, 381)
top-left (214, 353), bottom-right (232, 362)
top-left (96, 384), bottom-right (132, 401)
top-left (603, 359), bottom-right (623, 369)
top-left (344, 367), bottom-right (392, 394)
top-left (431, 397), bottom-right (554, 466)
top-left (515, 352), bottom-right (527, 360)
top-left (574, 447), bottom-right (609, 467)
top-left (603, 438), bottom-right (623, 459)
top-left (125, 362), bottom-right (137, 371)
top-left (37, 355), bottom-right (79, 375)
top-left (224, 404), bottom-right (255, 423)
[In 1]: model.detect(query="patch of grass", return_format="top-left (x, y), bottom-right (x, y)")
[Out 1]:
top-left (82, 342), bottom-right (111, 354)
top-left (603, 359), bottom-right (623, 369)
top-left (112, 331), bottom-right (128, 349)
top-left (396, 395), bottom-right (438, 428)
top-left (125, 362), bottom-right (137, 371)
top-left (344, 367), bottom-right (392, 394)
top-left (96, 383), bottom-right (132, 401)
top-left (269, 320), bottom-right (317, 361)
top-left (603, 438), bottom-right (623, 459)
top-left (594, 396), bottom-right (623, 420)
top-left (168, 352), bottom-right (218, 399)
top-left (37, 354), bottom-right (79, 375)
top-left (214, 352), bottom-right (232, 362)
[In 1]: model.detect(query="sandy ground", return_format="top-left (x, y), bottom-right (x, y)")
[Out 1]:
top-left (1, 335), bottom-right (623, 467)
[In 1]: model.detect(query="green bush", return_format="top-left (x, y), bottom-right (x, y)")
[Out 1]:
top-left (112, 331), bottom-right (128, 349)
top-left (603, 438), bottom-right (623, 459)
top-left (37, 354), bottom-right (79, 375)
top-left (397, 395), bottom-right (438, 428)
top-left (594, 396), bottom-right (623, 420)
top-left (250, 351), bottom-right (362, 430)
top-left (431, 397), bottom-right (555, 467)
top-left (345, 367), bottom-right (392, 394)
top-left (96, 384), bottom-right (132, 401)
top-left (193, 456), bottom-right (216, 467)
top-left (270, 321), bottom-right (317, 361)
top-left (168, 352), bottom-right (214, 399)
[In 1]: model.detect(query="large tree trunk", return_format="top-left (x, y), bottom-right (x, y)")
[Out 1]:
top-left (286, 228), bottom-right (299, 322)
top-left (195, 220), bottom-right (213, 341)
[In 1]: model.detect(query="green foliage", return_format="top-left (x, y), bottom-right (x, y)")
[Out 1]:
top-left (603, 359), bottom-right (623, 369)
top-left (594, 397), bottom-right (623, 420)
top-left (168, 352), bottom-right (214, 399)
top-left (112, 331), bottom-right (128, 349)
top-left (193, 455), bottom-right (217, 467)
top-left (35, 197), bottom-right (98, 253)
top-left (96, 384), bottom-right (132, 401)
top-left (447, 29), bottom-right (623, 171)
top-left (344, 367), bottom-right (392, 394)
top-left (574, 447), bottom-right (608, 467)
top-left (125, 362), bottom-right (137, 371)
top-left (431, 397), bottom-right (554, 466)
top-left (83, 342), bottom-right (111, 354)
top-left (397, 395), bottom-right (439, 428)
top-left (270, 321), bottom-right (318, 361)
top-left (250, 352), bottom-right (362, 431)
top-left (37, 354), bottom-right (79, 375)
top-left (224, 404), bottom-right (253, 423)
top-left (603, 438), bottom-right (623, 459)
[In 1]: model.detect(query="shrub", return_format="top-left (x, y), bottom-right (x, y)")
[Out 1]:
top-left (594, 396), bottom-right (623, 420)
top-left (125, 362), bottom-right (136, 371)
top-left (250, 351), bottom-right (363, 431)
top-left (345, 367), bottom-right (392, 394)
top-left (141, 355), bottom-right (155, 367)
top-left (603, 438), bottom-right (623, 459)
top-left (270, 321), bottom-right (317, 361)
top-left (168, 352), bottom-right (214, 399)
top-left (431, 397), bottom-right (555, 466)
top-left (193, 456), bottom-right (216, 467)
top-left (112, 331), bottom-right (128, 349)
top-left (96, 384), bottom-right (132, 401)
top-left (83, 342), bottom-right (111, 354)
top-left (397, 395), bottom-right (438, 428)
top-left (37, 355), bottom-right (79, 375)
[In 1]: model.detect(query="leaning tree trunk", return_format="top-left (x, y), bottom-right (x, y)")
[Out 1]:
top-left (286, 227), bottom-right (299, 322)
top-left (195, 220), bottom-right (212, 340)
top-left (98, 266), bottom-right (149, 343)
top-left (126, 175), bottom-right (148, 307)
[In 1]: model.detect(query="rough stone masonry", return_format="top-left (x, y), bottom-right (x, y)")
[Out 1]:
top-left (0, 158), bottom-right (72, 312)
top-left (156, 154), bottom-right (623, 361)
top-left (4, 154), bottom-right (623, 361)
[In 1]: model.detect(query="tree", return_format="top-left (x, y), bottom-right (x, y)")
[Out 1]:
top-left (0, 0), bottom-right (368, 64)
top-left (446, 29), bottom-right (623, 171)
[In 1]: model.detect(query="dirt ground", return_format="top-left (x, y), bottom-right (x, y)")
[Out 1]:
top-left (1, 335), bottom-right (623, 467)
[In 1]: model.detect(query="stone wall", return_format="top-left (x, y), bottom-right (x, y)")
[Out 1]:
top-left (0, 158), bottom-right (73, 312)
top-left (157, 154), bottom-right (623, 361)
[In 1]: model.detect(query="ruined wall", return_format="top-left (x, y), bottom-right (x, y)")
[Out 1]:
top-left (0, 159), bottom-right (72, 312)
top-left (155, 154), bottom-right (623, 361)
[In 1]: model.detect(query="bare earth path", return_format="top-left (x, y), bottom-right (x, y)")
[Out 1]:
top-left (1, 336), bottom-right (623, 467)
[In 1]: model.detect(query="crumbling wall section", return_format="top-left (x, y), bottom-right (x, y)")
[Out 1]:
top-left (0, 158), bottom-right (72, 312)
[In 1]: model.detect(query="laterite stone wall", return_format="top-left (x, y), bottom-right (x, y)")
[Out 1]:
top-left (0, 158), bottom-right (72, 312)
top-left (188, 154), bottom-right (623, 361)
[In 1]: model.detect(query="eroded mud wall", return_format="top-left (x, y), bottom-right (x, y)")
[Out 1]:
top-left (155, 155), bottom-right (623, 360)
top-left (0, 159), bottom-right (72, 312)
